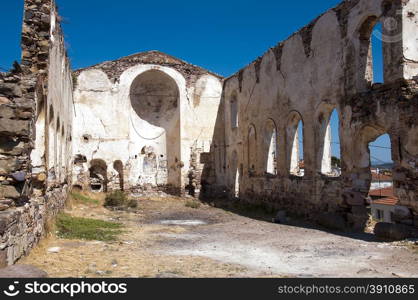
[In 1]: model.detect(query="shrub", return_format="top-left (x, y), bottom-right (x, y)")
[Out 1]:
top-left (185, 200), bottom-right (201, 209)
top-left (104, 191), bottom-right (127, 207)
top-left (56, 213), bottom-right (123, 241)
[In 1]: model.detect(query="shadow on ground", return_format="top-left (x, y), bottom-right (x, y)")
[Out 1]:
top-left (201, 197), bottom-right (382, 243)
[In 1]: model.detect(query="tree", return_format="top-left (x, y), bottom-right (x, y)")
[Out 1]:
top-left (331, 156), bottom-right (341, 168)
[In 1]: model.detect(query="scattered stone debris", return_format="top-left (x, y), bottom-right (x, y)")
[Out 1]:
top-left (47, 247), bottom-right (61, 253)
top-left (158, 220), bottom-right (207, 226)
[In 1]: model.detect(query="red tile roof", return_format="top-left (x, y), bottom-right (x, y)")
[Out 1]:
top-left (371, 173), bottom-right (393, 181)
top-left (369, 187), bottom-right (394, 197)
top-left (372, 196), bottom-right (399, 206)
top-left (369, 187), bottom-right (399, 206)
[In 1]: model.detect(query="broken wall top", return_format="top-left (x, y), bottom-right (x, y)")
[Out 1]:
top-left (73, 50), bottom-right (223, 85)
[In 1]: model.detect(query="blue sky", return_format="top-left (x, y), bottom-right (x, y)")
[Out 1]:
top-left (0, 0), bottom-right (391, 162)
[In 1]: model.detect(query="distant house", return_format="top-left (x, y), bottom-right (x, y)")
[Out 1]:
top-left (369, 187), bottom-right (409, 223)
top-left (370, 172), bottom-right (393, 191)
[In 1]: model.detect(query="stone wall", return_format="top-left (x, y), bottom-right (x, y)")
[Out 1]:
top-left (207, 0), bottom-right (418, 231)
top-left (71, 51), bottom-right (222, 195)
top-left (0, 0), bottom-right (73, 266)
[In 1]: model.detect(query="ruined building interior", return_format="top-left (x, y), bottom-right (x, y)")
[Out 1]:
top-left (1, 0), bottom-right (418, 266)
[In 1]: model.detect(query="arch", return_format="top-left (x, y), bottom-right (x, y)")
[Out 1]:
top-left (113, 160), bottom-right (124, 191)
top-left (47, 106), bottom-right (55, 176)
top-left (357, 125), bottom-right (389, 169)
top-left (356, 127), bottom-right (394, 223)
top-left (358, 16), bottom-right (384, 85)
top-left (316, 105), bottom-right (341, 176)
top-left (89, 159), bottom-right (108, 192)
top-left (263, 118), bottom-right (278, 176)
top-left (287, 111), bottom-right (304, 176)
top-left (60, 126), bottom-right (66, 182)
top-left (231, 150), bottom-right (239, 198)
top-left (230, 92), bottom-right (239, 129)
top-left (130, 69), bottom-right (181, 188)
top-left (31, 97), bottom-right (46, 173)
top-left (56, 117), bottom-right (61, 181)
top-left (248, 124), bottom-right (257, 176)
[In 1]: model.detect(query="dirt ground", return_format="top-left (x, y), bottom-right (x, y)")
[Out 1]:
top-left (21, 193), bottom-right (418, 278)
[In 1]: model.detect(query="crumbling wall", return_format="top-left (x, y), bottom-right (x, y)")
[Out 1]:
top-left (208, 0), bottom-right (418, 231)
top-left (0, 0), bottom-right (73, 266)
top-left (72, 52), bottom-right (222, 195)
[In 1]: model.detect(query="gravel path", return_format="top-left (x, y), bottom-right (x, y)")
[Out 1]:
top-left (145, 200), bottom-right (418, 278)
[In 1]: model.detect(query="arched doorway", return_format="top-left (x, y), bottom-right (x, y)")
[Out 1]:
top-left (89, 159), bottom-right (108, 192)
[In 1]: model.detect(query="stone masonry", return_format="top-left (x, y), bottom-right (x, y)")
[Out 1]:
top-left (1, 0), bottom-right (418, 267)
top-left (0, 0), bottom-right (73, 266)
top-left (206, 0), bottom-right (418, 232)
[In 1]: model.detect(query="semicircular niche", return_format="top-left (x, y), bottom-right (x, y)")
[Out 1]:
top-left (130, 70), bottom-right (179, 139)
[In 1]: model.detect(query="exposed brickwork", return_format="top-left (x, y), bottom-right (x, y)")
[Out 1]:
top-left (73, 50), bottom-right (222, 88)
top-left (0, 0), bottom-right (73, 266)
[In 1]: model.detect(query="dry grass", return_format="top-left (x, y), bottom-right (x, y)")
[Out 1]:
top-left (185, 200), bottom-right (201, 209)
top-left (67, 191), bottom-right (106, 208)
top-left (20, 194), bottom-right (248, 278)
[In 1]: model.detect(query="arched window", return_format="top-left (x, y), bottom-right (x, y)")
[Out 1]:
top-left (31, 99), bottom-right (46, 173)
top-left (231, 150), bottom-right (239, 198)
top-left (56, 118), bottom-right (61, 180)
top-left (264, 119), bottom-right (277, 175)
top-left (318, 108), bottom-right (341, 177)
top-left (248, 125), bottom-right (257, 176)
top-left (47, 106), bottom-right (55, 175)
top-left (230, 93), bottom-right (238, 129)
top-left (287, 112), bottom-right (304, 176)
top-left (359, 17), bottom-right (384, 85)
top-left (371, 23), bottom-right (384, 83)
top-left (60, 126), bottom-right (66, 182)
top-left (357, 128), bottom-right (394, 222)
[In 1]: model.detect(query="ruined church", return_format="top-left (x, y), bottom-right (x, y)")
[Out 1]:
top-left (1, 0), bottom-right (418, 266)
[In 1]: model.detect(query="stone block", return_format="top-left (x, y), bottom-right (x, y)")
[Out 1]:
top-left (0, 83), bottom-right (22, 98)
top-left (0, 185), bottom-right (20, 199)
top-left (0, 105), bottom-right (15, 119)
top-left (343, 190), bottom-right (366, 206)
top-left (0, 118), bottom-right (30, 136)
top-left (0, 265), bottom-right (48, 278)
top-left (0, 97), bottom-right (11, 105)
top-left (0, 159), bottom-right (23, 175)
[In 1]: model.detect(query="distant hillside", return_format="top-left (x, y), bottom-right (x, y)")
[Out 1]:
top-left (371, 161), bottom-right (394, 169)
